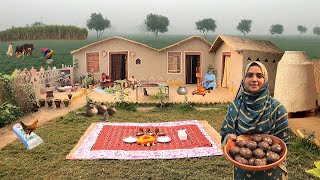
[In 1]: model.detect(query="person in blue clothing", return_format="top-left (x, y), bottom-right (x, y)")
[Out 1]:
top-left (203, 68), bottom-right (217, 90)
top-left (40, 48), bottom-right (54, 60)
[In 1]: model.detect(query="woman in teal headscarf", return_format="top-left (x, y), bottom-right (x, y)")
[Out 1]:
top-left (220, 61), bottom-right (290, 180)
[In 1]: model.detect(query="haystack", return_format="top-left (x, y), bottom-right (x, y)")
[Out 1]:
top-left (274, 51), bottom-right (317, 113)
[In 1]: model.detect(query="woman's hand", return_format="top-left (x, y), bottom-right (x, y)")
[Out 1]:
top-left (229, 134), bottom-right (237, 141)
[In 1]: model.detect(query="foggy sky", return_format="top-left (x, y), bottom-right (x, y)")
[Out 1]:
top-left (1, 0), bottom-right (319, 35)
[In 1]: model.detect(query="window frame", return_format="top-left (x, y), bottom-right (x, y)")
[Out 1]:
top-left (167, 51), bottom-right (182, 74)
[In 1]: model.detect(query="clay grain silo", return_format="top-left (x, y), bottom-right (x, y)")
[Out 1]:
top-left (274, 51), bottom-right (317, 116)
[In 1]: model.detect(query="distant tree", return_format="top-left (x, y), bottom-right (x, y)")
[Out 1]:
top-left (269, 24), bottom-right (284, 37)
top-left (236, 19), bottom-right (252, 37)
top-left (313, 27), bottom-right (320, 36)
top-left (86, 12), bottom-right (111, 41)
top-left (145, 13), bottom-right (169, 37)
top-left (195, 18), bottom-right (217, 38)
top-left (297, 25), bottom-right (308, 35)
top-left (32, 21), bottom-right (45, 27)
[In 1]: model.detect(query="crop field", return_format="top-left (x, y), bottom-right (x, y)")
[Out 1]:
top-left (0, 34), bottom-right (319, 75)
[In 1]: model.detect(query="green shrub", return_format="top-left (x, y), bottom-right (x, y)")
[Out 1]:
top-left (115, 102), bottom-right (137, 112)
top-left (0, 103), bottom-right (23, 127)
top-left (176, 103), bottom-right (196, 112)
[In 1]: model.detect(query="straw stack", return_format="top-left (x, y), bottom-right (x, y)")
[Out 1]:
top-left (274, 51), bottom-right (317, 113)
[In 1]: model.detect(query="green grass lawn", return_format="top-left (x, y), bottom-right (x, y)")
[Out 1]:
top-left (0, 104), bottom-right (319, 179)
top-left (0, 34), bottom-right (319, 75)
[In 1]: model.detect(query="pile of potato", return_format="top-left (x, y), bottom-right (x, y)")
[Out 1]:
top-left (229, 134), bottom-right (283, 166)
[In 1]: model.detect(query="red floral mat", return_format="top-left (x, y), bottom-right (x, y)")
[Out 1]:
top-left (66, 120), bottom-right (222, 160)
top-left (91, 124), bottom-right (211, 151)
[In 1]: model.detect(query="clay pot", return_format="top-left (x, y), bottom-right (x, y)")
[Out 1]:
top-left (39, 99), bottom-right (46, 107)
top-left (63, 99), bottom-right (70, 107)
top-left (107, 106), bottom-right (116, 116)
top-left (177, 86), bottom-right (188, 95)
top-left (97, 104), bottom-right (107, 114)
top-left (86, 104), bottom-right (98, 117)
top-left (47, 99), bottom-right (53, 107)
top-left (54, 99), bottom-right (61, 108)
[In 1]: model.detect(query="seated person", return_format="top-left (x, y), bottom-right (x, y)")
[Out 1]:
top-left (128, 75), bottom-right (138, 90)
top-left (203, 69), bottom-right (217, 90)
top-left (100, 73), bottom-right (107, 89)
top-left (58, 72), bottom-right (71, 87)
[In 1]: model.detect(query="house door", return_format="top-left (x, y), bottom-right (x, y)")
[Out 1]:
top-left (222, 56), bottom-right (231, 88)
top-left (110, 54), bottom-right (127, 82)
top-left (185, 55), bottom-right (199, 84)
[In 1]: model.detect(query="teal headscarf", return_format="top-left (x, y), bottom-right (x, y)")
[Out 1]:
top-left (221, 61), bottom-right (290, 145)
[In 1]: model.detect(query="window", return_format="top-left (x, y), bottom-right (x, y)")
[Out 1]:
top-left (167, 52), bottom-right (181, 73)
top-left (86, 52), bottom-right (100, 73)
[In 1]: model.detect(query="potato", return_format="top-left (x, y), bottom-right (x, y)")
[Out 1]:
top-left (236, 139), bottom-right (247, 148)
top-left (229, 146), bottom-right (240, 157)
top-left (262, 136), bottom-right (273, 145)
top-left (248, 157), bottom-right (256, 166)
top-left (266, 151), bottom-right (280, 164)
top-left (240, 147), bottom-right (252, 159)
top-left (253, 148), bottom-right (265, 159)
top-left (254, 158), bottom-right (267, 166)
top-left (246, 140), bottom-right (258, 150)
top-left (271, 144), bottom-right (283, 154)
top-left (258, 141), bottom-right (270, 151)
top-left (251, 134), bottom-right (262, 143)
top-left (236, 157), bottom-right (248, 165)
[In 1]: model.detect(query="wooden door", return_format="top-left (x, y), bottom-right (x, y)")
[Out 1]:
top-left (110, 54), bottom-right (126, 82)
top-left (185, 55), bottom-right (199, 84)
top-left (86, 52), bottom-right (100, 73)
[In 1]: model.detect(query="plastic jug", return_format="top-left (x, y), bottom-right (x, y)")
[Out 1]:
top-left (178, 129), bottom-right (188, 140)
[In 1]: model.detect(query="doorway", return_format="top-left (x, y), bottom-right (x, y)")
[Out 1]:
top-left (110, 53), bottom-right (127, 82)
top-left (185, 55), bottom-right (200, 84)
top-left (221, 55), bottom-right (231, 88)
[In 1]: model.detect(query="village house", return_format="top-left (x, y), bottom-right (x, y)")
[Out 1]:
top-left (71, 35), bottom-right (284, 94)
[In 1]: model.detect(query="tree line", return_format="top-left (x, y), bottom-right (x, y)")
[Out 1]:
top-left (87, 12), bottom-right (320, 40)
top-left (0, 25), bottom-right (88, 41)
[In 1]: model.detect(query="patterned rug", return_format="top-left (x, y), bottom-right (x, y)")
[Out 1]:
top-left (66, 120), bottom-right (222, 160)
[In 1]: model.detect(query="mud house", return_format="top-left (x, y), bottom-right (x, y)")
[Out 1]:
top-left (71, 35), bottom-right (283, 93)
top-left (71, 36), bottom-right (214, 85)
top-left (209, 35), bottom-right (284, 93)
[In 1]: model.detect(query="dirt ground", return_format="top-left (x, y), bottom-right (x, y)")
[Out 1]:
top-left (0, 84), bottom-right (319, 149)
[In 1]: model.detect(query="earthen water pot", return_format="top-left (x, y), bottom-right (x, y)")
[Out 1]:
top-left (97, 104), bottom-right (107, 114)
top-left (107, 106), bottom-right (116, 116)
top-left (86, 104), bottom-right (98, 117)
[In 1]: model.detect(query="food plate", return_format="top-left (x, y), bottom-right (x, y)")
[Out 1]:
top-left (123, 136), bottom-right (138, 143)
top-left (157, 136), bottom-right (171, 143)
top-left (135, 131), bottom-right (144, 136)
